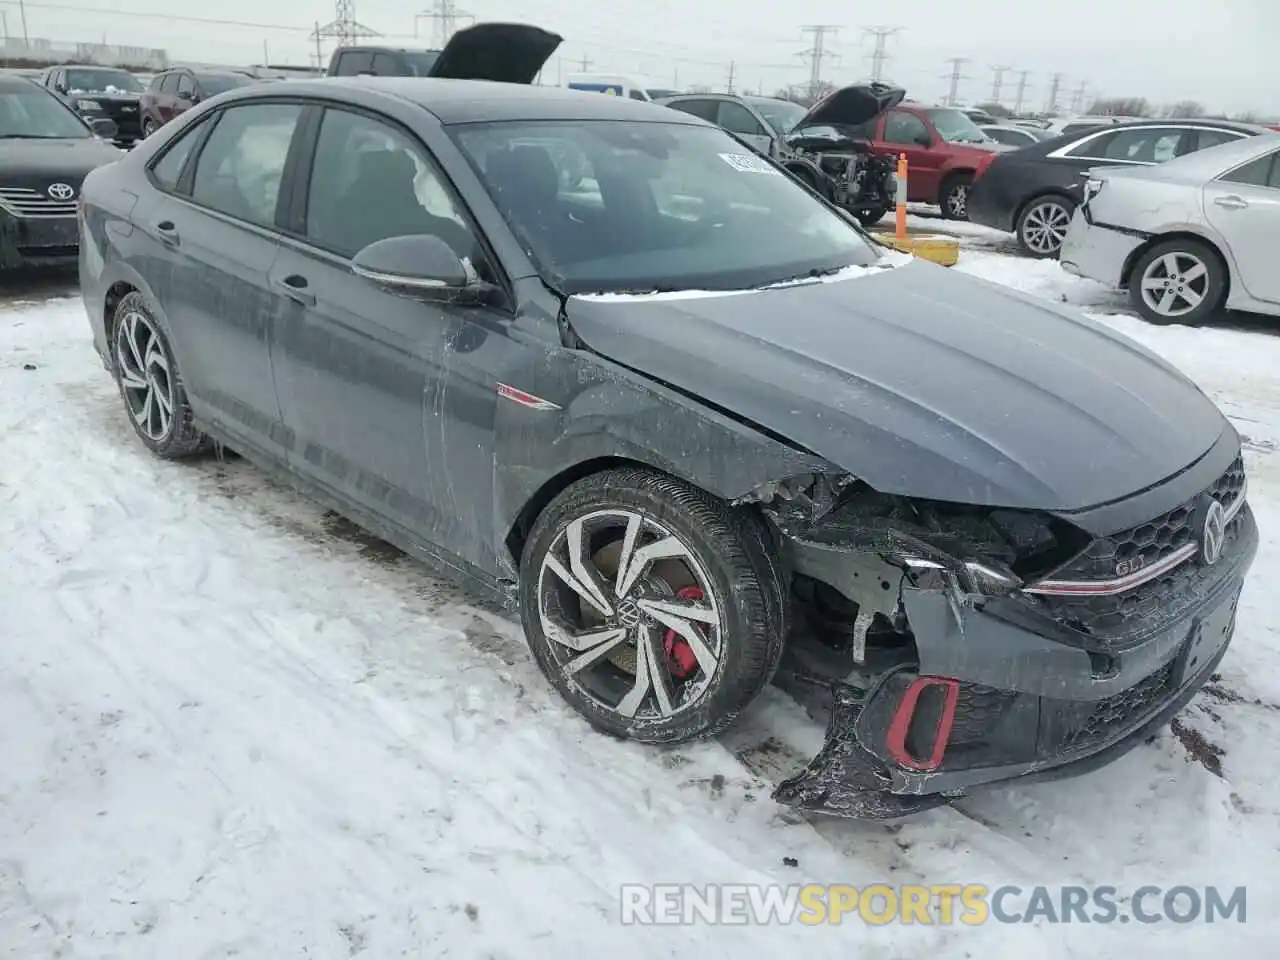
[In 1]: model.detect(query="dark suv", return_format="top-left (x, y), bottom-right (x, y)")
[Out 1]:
top-left (325, 22), bottom-right (562, 82)
top-left (43, 65), bottom-right (145, 146)
top-left (138, 68), bottom-right (254, 137)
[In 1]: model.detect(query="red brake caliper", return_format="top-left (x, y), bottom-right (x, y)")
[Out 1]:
top-left (663, 585), bottom-right (703, 680)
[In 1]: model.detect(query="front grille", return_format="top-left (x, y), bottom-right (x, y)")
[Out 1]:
top-left (1019, 456), bottom-right (1248, 644)
top-left (1052, 657), bottom-right (1177, 754)
top-left (0, 187), bottom-right (77, 219)
top-left (1051, 456), bottom-right (1245, 582)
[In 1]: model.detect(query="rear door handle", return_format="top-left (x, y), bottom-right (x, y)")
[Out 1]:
top-left (1214, 195), bottom-right (1249, 210)
top-left (155, 220), bottom-right (179, 246)
top-left (274, 274), bottom-right (316, 306)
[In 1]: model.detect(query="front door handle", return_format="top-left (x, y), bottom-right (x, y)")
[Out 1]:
top-left (274, 274), bottom-right (316, 306)
top-left (155, 220), bottom-right (179, 246)
top-left (1214, 195), bottom-right (1249, 210)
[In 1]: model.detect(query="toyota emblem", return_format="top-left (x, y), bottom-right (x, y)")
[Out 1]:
top-left (47, 182), bottom-right (75, 201)
top-left (1200, 498), bottom-right (1226, 566)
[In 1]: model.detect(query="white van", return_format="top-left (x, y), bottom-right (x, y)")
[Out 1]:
top-left (564, 74), bottom-right (677, 102)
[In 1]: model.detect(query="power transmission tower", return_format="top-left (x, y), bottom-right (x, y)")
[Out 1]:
top-left (1013, 70), bottom-right (1031, 114)
top-left (726, 60), bottom-right (736, 93)
top-left (941, 57), bottom-right (971, 106)
top-left (798, 25), bottom-right (840, 100)
top-left (311, 0), bottom-right (379, 53)
top-left (1069, 81), bottom-right (1089, 113)
top-left (577, 54), bottom-right (593, 71)
top-left (989, 65), bottom-right (1010, 104)
top-left (1045, 72), bottom-right (1065, 114)
top-left (862, 26), bottom-right (901, 82)
top-left (416, 0), bottom-right (474, 46)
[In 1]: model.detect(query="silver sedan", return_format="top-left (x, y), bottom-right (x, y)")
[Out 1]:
top-left (1061, 132), bottom-right (1280, 325)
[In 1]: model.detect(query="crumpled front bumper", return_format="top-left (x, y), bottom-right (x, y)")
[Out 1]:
top-left (772, 505), bottom-right (1258, 820)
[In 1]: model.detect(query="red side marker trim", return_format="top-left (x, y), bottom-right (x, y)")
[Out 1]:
top-left (496, 383), bottom-right (561, 411)
top-left (885, 676), bottom-right (960, 772)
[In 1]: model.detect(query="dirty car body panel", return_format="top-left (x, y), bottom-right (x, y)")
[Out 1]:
top-left (78, 71), bottom-right (1258, 819)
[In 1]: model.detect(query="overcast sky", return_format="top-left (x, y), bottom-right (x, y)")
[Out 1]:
top-left (10, 0), bottom-right (1278, 116)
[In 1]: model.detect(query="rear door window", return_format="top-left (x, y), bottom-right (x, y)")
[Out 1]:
top-left (334, 51), bottom-right (374, 76)
top-left (666, 99), bottom-right (719, 122)
top-left (883, 111), bottom-right (929, 145)
top-left (370, 53), bottom-right (402, 75)
top-left (189, 102), bottom-right (304, 227)
top-left (1194, 129), bottom-right (1248, 152)
top-left (716, 101), bottom-right (767, 137)
top-left (1219, 152), bottom-right (1279, 189)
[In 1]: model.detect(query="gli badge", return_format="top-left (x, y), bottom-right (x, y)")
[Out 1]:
top-left (1115, 554), bottom-right (1146, 578)
top-left (47, 182), bottom-right (75, 201)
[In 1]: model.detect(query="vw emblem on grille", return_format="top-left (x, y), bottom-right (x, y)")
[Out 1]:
top-left (616, 599), bottom-right (643, 628)
top-left (1200, 498), bottom-right (1226, 566)
top-left (47, 182), bottom-right (75, 201)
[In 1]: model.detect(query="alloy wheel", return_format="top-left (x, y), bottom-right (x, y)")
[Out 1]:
top-left (1021, 200), bottom-right (1072, 254)
top-left (945, 184), bottom-right (968, 219)
top-left (537, 509), bottom-right (724, 721)
top-left (1139, 252), bottom-right (1210, 320)
top-left (115, 310), bottom-right (174, 442)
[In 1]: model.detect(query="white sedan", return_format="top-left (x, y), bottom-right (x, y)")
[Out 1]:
top-left (1060, 132), bottom-right (1280, 325)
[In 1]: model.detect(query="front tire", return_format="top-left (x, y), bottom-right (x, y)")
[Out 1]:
top-left (855, 204), bottom-right (889, 227)
top-left (1128, 238), bottom-right (1227, 326)
top-left (519, 467), bottom-right (786, 744)
top-left (1016, 194), bottom-right (1076, 258)
top-left (110, 292), bottom-right (208, 458)
top-left (142, 117), bottom-right (157, 138)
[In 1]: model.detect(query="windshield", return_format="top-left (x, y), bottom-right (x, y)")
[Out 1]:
top-left (748, 97), bottom-right (808, 135)
top-left (401, 52), bottom-right (442, 76)
top-left (0, 88), bottom-right (90, 138)
top-left (926, 108), bottom-right (990, 144)
top-left (451, 120), bottom-right (878, 295)
top-left (65, 69), bottom-right (143, 94)
top-left (197, 73), bottom-right (252, 95)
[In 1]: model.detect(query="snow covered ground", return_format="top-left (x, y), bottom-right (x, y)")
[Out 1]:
top-left (4, 253), bottom-right (1280, 957)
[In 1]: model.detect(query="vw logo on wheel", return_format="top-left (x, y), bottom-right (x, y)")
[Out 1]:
top-left (47, 182), bottom-right (75, 201)
top-left (616, 598), bottom-right (643, 628)
top-left (1200, 498), bottom-right (1227, 566)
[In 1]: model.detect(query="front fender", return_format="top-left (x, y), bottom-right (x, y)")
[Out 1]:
top-left (494, 346), bottom-right (833, 578)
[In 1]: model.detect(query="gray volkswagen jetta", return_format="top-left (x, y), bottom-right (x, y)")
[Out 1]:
top-left (78, 32), bottom-right (1257, 819)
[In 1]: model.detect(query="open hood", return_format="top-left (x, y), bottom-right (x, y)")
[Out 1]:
top-left (429, 22), bottom-right (563, 84)
top-left (797, 82), bottom-right (906, 129)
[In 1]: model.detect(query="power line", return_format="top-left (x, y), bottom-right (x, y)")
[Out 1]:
top-left (941, 57), bottom-right (971, 106)
top-left (1013, 69), bottom-right (1032, 114)
top-left (862, 26), bottom-right (901, 82)
top-left (1045, 72), bottom-right (1065, 114)
top-left (989, 65), bottom-right (1010, 104)
top-left (798, 24), bottom-right (840, 100)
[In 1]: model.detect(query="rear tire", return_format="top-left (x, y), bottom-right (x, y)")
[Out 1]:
top-left (1127, 238), bottom-right (1227, 326)
top-left (142, 117), bottom-right (157, 138)
top-left (519, 467), bottom-right (787, 744)
top-left (110, 292), bottom-right (209, 458)
top-left (855, 204), bottom-right (889, 227)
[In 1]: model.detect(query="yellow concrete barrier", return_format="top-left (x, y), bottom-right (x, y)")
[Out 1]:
top-left (877, 233), bottom-right (961, 267)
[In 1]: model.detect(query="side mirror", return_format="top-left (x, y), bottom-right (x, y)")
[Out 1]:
top-left (88, 117), bottom-right (118, 140)
top-left (176, 89), bottom-right (193, 102)
top-left (54, 81), bottom-right (67, 94)
top-left (352, 234), bottom-right (490, 302)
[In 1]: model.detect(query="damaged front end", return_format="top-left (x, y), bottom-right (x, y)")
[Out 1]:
top-left (738, 468), bottom-right (1256, 819)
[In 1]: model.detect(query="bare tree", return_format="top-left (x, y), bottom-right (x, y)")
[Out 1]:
top-left (1164, 100), bottom-right (1205, 118)
top-left (1088, 96), bottom-right (1151, 117)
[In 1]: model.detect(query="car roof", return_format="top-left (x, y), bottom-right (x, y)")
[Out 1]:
top-left (225, 77), bottom-right (710, 124)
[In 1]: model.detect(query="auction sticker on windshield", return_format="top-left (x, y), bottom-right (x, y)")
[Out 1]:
top-left (718, 153), bottom-right (783, 175)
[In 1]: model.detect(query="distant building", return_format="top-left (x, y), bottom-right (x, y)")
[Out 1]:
top-left (0, 37), bottom-right (169, 70)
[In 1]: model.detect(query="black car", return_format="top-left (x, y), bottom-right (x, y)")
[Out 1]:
top-left (43, 64), bottom-right (146, 147)
top-left (0, 76), bottom-right (122, 269)
top-left (78, 37), bottom-right (1257, 819)
top-left (967, 119), bottom-right (1268, 257)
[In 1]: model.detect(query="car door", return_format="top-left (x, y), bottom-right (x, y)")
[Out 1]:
top-left (145, 100), bottom-right (307, 459)
top-left (879, 110), bottom-right (943, 201)
top-left (1204, 148), bottom-right (1280, 305)
top-left (155, 73), bottom-right (179, 123)
top-left (173, 73), bottom-right (198, 118)
top-left (715, 100), bottom-right (773, 154)
top-left (267, 104), bottom-right (520, 570)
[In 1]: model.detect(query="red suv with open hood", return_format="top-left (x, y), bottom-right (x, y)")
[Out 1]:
top-left (801, 86), bottom-right (1008, 220)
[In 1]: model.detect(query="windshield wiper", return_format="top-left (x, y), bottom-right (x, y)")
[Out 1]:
top-left (0, 134), bottom-right (72, 139)
top-left (756, 265), bottom-right (850, 290)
